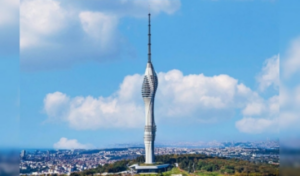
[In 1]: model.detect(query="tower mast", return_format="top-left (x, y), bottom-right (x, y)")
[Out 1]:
top-left (148, 13), bottom-right (151, 63)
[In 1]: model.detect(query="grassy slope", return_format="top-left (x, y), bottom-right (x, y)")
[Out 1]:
top-left (144, 167), bottom-right (225, 176)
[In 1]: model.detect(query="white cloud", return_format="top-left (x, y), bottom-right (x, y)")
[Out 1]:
top-left (79, 12), bottom-right (118, 51)
top-left (280, 36), bottom-right (300, 136)
top-left (44, 69), bottom-right (269, 130)
top-left (242, 101), bottom-right (265, 116)
top-left (279, 85), bottom-right (300, 130)
top-left (156, 71), bottom-right (240, 121)
top-left (128, 0), bottom-right (181, 16)
top-left (0, 0), bottom-right (19, 26)
top-left (283, 37), bottom-right (300, 79)
top-left (236, 95), bottom-right (279, 134)
top-left (20, 0), bottom-right (181, 70)
top-left (41, 54), bottom-right (281, 134)
top-left (234, 55), bottom-right (280, 134)
top-left (44, 92), bottom-right (70, 121)
top-left (241, 95), bottom-right (279, 116)
top-left (256, 55), bottom-right (279, 91)
top-left (53, 137), bottom-right (94, 149)
top-left (21, 0), bottom-right (66, 48)
top-left (149, 0), bottom-right (180, 14)
top-left (235, 117), bottom-right (278, 134)
top-left (44, 74), bottom-right (144, 130)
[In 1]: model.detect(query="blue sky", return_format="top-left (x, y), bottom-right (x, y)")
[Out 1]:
top-left (1, 0), bottom-right (299, 149)
top-left (0, 0), bottom-right (19, 148)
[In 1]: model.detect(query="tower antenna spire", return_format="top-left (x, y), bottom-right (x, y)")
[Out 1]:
top-left (148, 13), bottom-right (151, 63)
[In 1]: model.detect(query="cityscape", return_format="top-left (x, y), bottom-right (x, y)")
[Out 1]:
top-left (20, 141), bottom-right (279, 175)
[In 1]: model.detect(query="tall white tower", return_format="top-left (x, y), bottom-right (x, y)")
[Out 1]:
top-left (142, 13), bottom-right (158, 164)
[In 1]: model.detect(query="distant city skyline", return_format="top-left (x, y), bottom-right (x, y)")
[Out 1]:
top-left (14, 139), bottom-right (280, 150)
top-left (1, 0), bottom-right (300, 150)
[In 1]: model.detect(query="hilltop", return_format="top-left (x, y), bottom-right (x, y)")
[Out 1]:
top-left (70, 154), bottom-right (279, 176)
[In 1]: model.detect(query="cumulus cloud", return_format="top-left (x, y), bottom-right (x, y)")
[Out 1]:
top-left (235, 55), bottom-right (280, 134)
top-left (20, 0), bottom-right (181, 70)
top-left (44, 92), bottom-right (70, 121)
top-left (119, 0), bottom-right (181, 16)
top-left (156, 71), bottom-right (240, 122)
top-left (21, 0), bottom-right (66, 49)
top-left (44, 69), bottom-right (270, 130)
top-left (236, 95), bottom-right (279, 134)
top-left (0, 0), bottom-right (18, 26)
top-left (282, 37), bottom-right (300, 79)
top-left (53, 137), bottom-right (94, 149)
top-left (241, 95), bottom-right (279, 117)
top-left (79, 11), bottom-right (118, 51)
top-left (256, 55), bottom-right (279, 91)
top-left (235, 117), bottom-right (278, 134)
top-left (279, 85), bottom-right (300, 130)
top-left (44, 74), bottom-right (144, 130)
top-left (280, 36), bottom-right (300, 136)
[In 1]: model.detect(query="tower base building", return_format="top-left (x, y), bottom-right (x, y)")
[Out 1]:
top-left (129, 164), bottom-right (170, 174)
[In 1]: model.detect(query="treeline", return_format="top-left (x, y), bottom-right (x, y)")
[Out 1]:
top-left (71, 154), bottom-right (279, 176)
top-left (70, 160), bottom-right (130, 176)
top-left (176, 155), bottom-right (278, 175)
top-left (135, 154), bottom-right (278, 175)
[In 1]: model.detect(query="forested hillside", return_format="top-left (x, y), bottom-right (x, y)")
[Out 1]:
top-left (71, 154), bottom-right (279, 176)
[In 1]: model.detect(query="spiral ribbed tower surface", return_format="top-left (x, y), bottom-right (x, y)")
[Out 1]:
top-left (141, 13), bottom-right (158, 164)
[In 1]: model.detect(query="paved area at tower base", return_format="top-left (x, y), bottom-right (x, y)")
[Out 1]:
top-left (129, 163), bottom-right (170, 173)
